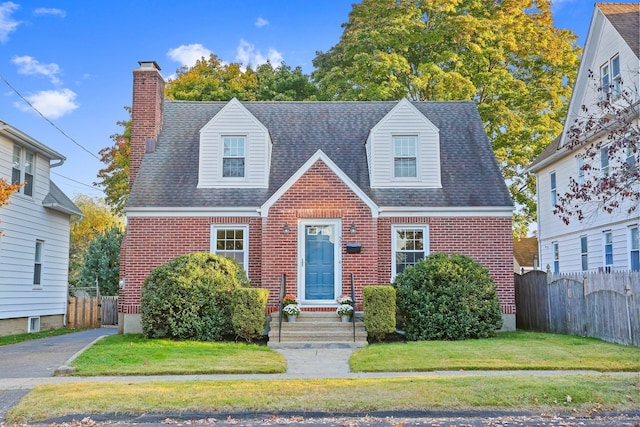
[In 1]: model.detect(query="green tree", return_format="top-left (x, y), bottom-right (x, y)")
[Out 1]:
top-left (313, 0), bottom-right (581, 235)
top-left (69, 195), bottom-right (124, 287)
top-left (77, 226), bottom-right (123, 296)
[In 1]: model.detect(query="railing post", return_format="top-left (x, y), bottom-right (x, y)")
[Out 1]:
top-left (278, 274), bottom-right (286, 343)
top-left (350, 273), bottom-right (356, 342)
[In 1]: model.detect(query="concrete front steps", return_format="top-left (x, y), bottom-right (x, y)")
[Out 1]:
top-left (267, 311), bottom-right (368, 348)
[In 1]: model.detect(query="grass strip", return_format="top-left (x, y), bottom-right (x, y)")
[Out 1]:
top-left (71, 334), bottom-right (287, 375)
top-left (352, 331), bottom-right (640, 372)
top-left (8, 375), bottom-right (639, 423)
top-left (0, 328), bottom-right (78, 346)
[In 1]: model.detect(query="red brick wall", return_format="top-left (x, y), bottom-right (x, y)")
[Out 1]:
top-left (378, 216), bottom-right (515, 315)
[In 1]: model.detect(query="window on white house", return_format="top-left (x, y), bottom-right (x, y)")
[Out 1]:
top-left (211, 226), bottom-right (248, 271)
top-left (393, 136), bottom-right (417, 178)
top-left (393, 226), bottom-right (428, 276)
top-left (600, 146), bottom-right (610, 177)
top-left (603, 231), bottom-right (613, 272)
top-left (601, 54), bottom-right (621, 97)
top-left (11, 145), bottom-right (35, 196)
top-left (626, 143), bottom-right (636, 168)
top-left (600, 62), bottom-right (610, 94)
top-left (580, 235), bottom-right (588, 271)
top-left (577, 157), bottom-right (585, 185)
top-left (222, 136), bottom-right (245, 178)
top-left (630, 226), bottom-right (639, 272)
top-left (550, 171), bottom-right (557, 208)
top-left (33, 240), bottom-right (43, 285)
top-left (552, 241), bottom-right (559, 274)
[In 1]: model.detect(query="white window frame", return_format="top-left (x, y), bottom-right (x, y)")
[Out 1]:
top-left (221, 136), bottom-right (246, 179)
top-left (28, 316), bottom-right (40, 333)
top-left (600, 61), bottom-right (610, 95)
top-left (392, 225), bottom-right (429, 278)
top-left (392, 135), bottom-right (419, 179)
top-left (603, 231), bottom-right (613, 272)
top-left (33, 240), bottom-right (44, 286)
top-left (577, 156), bottom-right (585, 185)
top-left (629, 226), bottom-right (639, 272)
top-left (210, 225), bottom-right (249, 273)
top-left (12, 145), bottom-right (35, 197)
top-left (552, 241), bottom-right (559, 274)
top-left (580, 235), bottom-right (588, 272)
top-left (601, 54), bottom-right (621, 97)
top-left (600, 146), bottom-right (610, 177)
top-left (549, 171), bottom-right (557, 208)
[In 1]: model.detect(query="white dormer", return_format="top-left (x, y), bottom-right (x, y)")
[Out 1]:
top-left (198, 98), bottom-right (271, 188)
top-left (366, 99), bottom-right (441, 188)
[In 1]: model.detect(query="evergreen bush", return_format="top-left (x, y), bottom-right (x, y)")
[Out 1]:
top-left (231, 287), bottom-right (269, 343)
top-left (363, 286), bottom-right (396, 342)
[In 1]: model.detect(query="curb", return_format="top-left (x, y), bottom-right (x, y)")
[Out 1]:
top-left (53, 335), bottom-right (108, 377)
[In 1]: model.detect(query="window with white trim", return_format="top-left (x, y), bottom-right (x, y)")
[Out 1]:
top-left (603, 231), bottom-right (613, 272)
top-left (577, 156), bottom-right (585, 185)
top-left (550, 171), bottom-right (557, 208)
top-left (211, 225), bottom-right (248, 272)
top-left (33, 240), bottom-right (43, 286)
top-left (393, 136), bottom-right (417, 178)
top-left (552, 241), bottom-right (559, 274)
top-left (392, 225), bottom-right (428, 276)
top-left (222, 136), bottom-right (245, 178)
top-left (580, 235), bottom-right (588, 271)
top-left (12, 145), bottom-right (35, 196)
top-left (601, 54), bottom-right (621, 97)
top-left (630, 226), bottom-right (639, 272)
top-left (600, 146), bottom-right (610, 177)
top-left (626, 143), bottom-right (636, 168)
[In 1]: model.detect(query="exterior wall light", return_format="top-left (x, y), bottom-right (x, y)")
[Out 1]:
top-left (350, 222), bottom-right (357, 234)
top-left (283, 223), bottom-right (290, 234)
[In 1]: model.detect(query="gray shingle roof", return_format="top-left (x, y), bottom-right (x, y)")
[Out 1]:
top-left (598, 3), bottom-right (640, 58)
top-left (43, 181), bottom-right (83, 216)
top-left (128, 101), bottom-right (512, 209)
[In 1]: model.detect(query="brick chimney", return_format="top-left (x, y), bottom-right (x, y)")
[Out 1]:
top-left (130, 61), bottom-right (164, 189)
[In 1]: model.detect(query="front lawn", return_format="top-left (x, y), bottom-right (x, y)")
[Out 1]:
top-left (71, 334), bottom-right (287, 375)
top-left (351, 331), bottom-right (640, 372)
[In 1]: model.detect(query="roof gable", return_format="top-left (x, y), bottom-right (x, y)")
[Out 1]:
top-left (598, 2), bottom-right (640, 57)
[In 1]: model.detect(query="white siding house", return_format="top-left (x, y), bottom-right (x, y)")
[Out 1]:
top-left (528, 3), bottom-right (640, 274)
top-left (0, 121), bottom-right (82, 336)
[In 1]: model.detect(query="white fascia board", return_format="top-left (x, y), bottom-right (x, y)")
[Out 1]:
top-left (378, 206), bottom-right (514, 218)
top-left (0, 121), bottom-right (65, 161)
top-left (261, 149), bottom-right (380, 218)
top-left (125, 206), bottom-right (261, 218)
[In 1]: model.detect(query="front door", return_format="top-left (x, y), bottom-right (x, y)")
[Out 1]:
top-left (299, 220), bottom-right (341, 304)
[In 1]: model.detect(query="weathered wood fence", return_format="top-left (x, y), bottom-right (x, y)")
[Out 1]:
top-left (515, 270), bottom-right (640, 346)
top-left (67, 295), bottom-right (118, 328)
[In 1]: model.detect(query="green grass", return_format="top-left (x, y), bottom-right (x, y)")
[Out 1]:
top-left (351, 331), bottom-right (640, 372)
top-left (8, 375), bottom-right (639, 423)
top-left (0, 328), bottom-right (78, 346)
top-left (71, 334), bottom-right (287, 375)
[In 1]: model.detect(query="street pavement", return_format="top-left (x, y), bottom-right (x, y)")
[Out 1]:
top-left (0, 329), bottom-right (638, 427)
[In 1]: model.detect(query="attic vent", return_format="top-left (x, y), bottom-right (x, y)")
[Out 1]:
top-left (145, 138), bottom-right (156, 153)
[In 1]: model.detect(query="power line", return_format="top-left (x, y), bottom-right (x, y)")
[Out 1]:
top-left (51, 171), bottom-right (102, 192)
top-left (0, 75), bottom-right (101, 161)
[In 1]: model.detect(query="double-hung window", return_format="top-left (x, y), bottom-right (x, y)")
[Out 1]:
top-left (600, 146), bottom-right (610, 177)
top-left (603, 231), bottom-right (613, 272)
top-left (552, 241), bottom-right (559, 274)
top-left (392, 225), bottom-right (428, 276)
top-left (580, 235), bottom-right (589, 271)
top-left (12, 145), bottom-right (35, 196)
top-left (630, 226), bottom-right (639, 272)
top-left (222, 136), bottom-right (245, 178)
top-left (34, 240), bottom-right (43, 286)
top-left (550, 171), bottom-right (557, 208)
top-left (577, 157), bottom-right (585, 185)
top-left (601, 54), bottom-right (621, 97)
top-left (393, 136), bottom-right (417, 178)
top-left (211, 225), bottom-right (248, 272)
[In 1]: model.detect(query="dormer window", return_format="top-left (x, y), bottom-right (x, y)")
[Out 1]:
top-left (393, 136), bottom-right (417, 178)
top-left (12, 145), bottom-right (34, 196)
top-left (601, 54), bottom-right (621, 97)
top-left (222, 136), bottom-right (245, 178)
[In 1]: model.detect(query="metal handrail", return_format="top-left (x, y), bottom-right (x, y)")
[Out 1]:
top-left (350, 273), bottom-right (356, 342)
top-left (278, 274), bottom-right (286, 342)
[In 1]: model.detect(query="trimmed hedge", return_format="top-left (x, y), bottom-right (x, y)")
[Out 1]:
top-left (232, 287), bottom-right (269, 343)
top-left (140, 252), bottom-right (250, 341)
top-left (363, 285), bottom-right (396, 342)
top-left (393, 252), bottom-right (503, 341)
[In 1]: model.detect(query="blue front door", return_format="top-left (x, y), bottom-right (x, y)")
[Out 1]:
top-left (304, 225), bottom-right (335, 300)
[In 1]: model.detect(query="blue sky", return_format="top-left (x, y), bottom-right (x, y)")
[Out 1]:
top-left (0, 0), bottom-right (633, 200)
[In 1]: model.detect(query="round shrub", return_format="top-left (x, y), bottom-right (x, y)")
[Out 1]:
top-left (141, 252), bottom-right (250, 341)
top-left (393, 252), bottom-right (503, 341)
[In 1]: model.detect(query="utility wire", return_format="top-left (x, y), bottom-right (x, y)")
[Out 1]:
top-left (0, 75), bottom-right (101, 161)
top-left (51, 171), bottom-right (102, 192)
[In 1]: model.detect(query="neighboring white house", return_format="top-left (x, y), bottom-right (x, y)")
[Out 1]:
top-left (0, 120), bottom-right (82, 336)
top-left (528, 3), bottom-right (639, 274)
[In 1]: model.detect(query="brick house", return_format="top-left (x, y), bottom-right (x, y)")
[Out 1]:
top-left (119, 61), bottom-right (515, 334)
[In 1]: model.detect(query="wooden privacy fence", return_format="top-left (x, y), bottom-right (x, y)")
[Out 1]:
top-left (67, 295), bottom-right (119, 328)
top-left (515, 270), bottom-right (640, 346)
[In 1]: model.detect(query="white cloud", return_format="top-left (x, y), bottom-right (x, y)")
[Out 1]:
top-left (16, 88), bottom-right (78, 119)
top-left (167, 43), bottom-right (212, 67)
top-left (12, 56), bottom-right (62, 85)
top-left (0, 1), bottom-right (20, 43)
top-left (236, 39), bottom-right (283, 67)
top-left (33, 7), bottom-right (66, 18)
top-left (255, 17), bottom-right (268, 28)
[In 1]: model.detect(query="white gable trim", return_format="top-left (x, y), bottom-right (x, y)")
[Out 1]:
top-left (370, 98), bottom-right (439, 135)
top-left (199, 98), bottom-right (269, 135)
top-left (379, 206), bottom-right (513, 218)
top-left (261, 149), bottom-right (379, 218)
